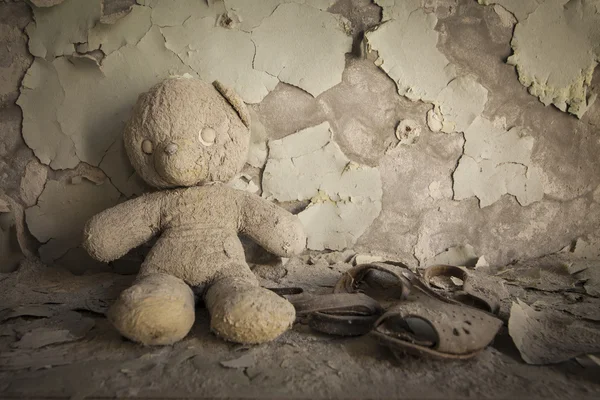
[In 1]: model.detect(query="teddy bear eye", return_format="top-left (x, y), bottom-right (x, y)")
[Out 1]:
top-left (199, 127), bottom-right (216, 146)
top-left (141, 139), bottom-right (153, 154)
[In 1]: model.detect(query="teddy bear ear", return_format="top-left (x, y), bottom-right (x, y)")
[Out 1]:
top-left (212, 80), bottom-right (251, 129)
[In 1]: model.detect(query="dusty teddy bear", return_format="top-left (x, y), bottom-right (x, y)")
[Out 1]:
top-left (83, 77), bottom-right (306, 346)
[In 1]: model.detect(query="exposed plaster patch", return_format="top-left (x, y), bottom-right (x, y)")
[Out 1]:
top-left (435, 75), bottom-right (489, 133)
top-left (86, 5), bottom-right (152, 56)
top-left (365, 8), bottom-right (457, 103)
top-left (507, 0), bottom-right (600, 118)
top-left (25, 179), bottom-right (121, 264)
top-left (161, 17), bottom-right (278, 103)
top-left (492, 4), bottom-right (518, 27)
top-left (252, 3), bottom-right (352, 97)
top-left (26, 0), bottom-right (101, 60)
top-left (0, 23), bottom-right (32, 106)
top-left (222, 0), bottom-right (337, 32)
top-left (262, 122), bottom-right (382, 250)
top-left (375, 0), bottom-right (427, 21)
top-left (477, 0), bottom-right (543, 21)
top-left (453, 116), bottom-right (544, 207)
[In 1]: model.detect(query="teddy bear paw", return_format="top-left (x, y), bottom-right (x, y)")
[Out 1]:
top-left (205, 279), bottom-right (295, 344)
top-left (107, 273), bottom-right (195, 345)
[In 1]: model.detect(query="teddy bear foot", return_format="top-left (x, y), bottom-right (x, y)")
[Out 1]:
top-left (107, 273), bottom-right (195, 345)
top-left (204, 277), bottom-right (295, 344)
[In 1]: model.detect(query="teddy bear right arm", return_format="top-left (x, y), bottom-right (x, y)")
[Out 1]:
top-left (239, 191), bottom-right (306, 258)
top-left (83, 192), bottom-right (163, 262)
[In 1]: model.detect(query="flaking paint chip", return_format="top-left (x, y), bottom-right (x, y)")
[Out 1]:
top-left (25, 179), bottom-right (121, 264)
top-left (86, 5), bottom-right (152, 56)
top-left (26, 0), bottom-right (101, 60)
top-left (507, 0), bottom-right (600, 118)
top-left (453, 116), bottom-right (544, 207)
top-left (262, 122), bottom-right (382, 251)
top-left (251, 3), bottom-right (352, 97)
top-left (18, 26), bottom-right (194, 170)
top-left (223, 0), bottom-right (337, 32)
top-left (435, 76), bottom-right (489, 133)
top-left (477, 0), bottom-right (543, 21)
top-left (375, 0), bottom-right (426, 21)
top-left (365, 8), bottom-right (457, 103)
top-left (162, 17), bottom-right (278, 104)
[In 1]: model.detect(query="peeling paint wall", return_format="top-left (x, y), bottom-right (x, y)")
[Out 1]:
top-left (1, 0), bottom-right (600, 274)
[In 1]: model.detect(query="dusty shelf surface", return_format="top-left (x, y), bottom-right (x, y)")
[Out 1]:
top-left (1, 257), bottom-right (599, 399)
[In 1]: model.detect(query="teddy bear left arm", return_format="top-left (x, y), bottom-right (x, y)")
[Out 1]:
top-left (239, 192), bottom-right (306, 257)
top-left (83, 192), bottom-right (163, 262)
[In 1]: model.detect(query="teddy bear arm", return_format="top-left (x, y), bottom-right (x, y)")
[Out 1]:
top-left (83, 193), bottom-right (163, 262)
top-left (240, 193), bottom-right (306, 257)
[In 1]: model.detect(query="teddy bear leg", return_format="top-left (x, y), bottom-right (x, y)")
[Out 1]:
top-left (107, 273), bottom-right (195, 345)
top-left (204, 276), bottom-right (295, 344)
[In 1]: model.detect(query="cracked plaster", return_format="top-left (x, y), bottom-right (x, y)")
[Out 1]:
top-left (5, 0), bottom-right (600, 273)
top-left (477, 0), bottom-right (543, 21)
top-left (19, 26), bottom-right (194, 172)
top-left (161, 16), bottom-right (278, 104)
top-left (366, 7), bottom-right (456, 103)
top-left (252, 2), bottom-right (353, 97)
top-left (86, 4), bottom-right (152, 56)
top-left (25, 178), bottom-right (121, 265)
top-left (453, 116), bottom-right (544, 207)
top-left (26, 0), bottom-right (101, 60)
top-left (223, 0), bottom-right (337, 32)
top-left (262, 122), bottom-right (382, 251)
top-left (140, 0), bottom-right (222, 27)
top-left (435, 75), bottom-right (489, 133)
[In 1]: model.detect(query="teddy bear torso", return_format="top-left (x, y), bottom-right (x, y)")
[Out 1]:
top-left (140, 184), bottom-right (251, 286)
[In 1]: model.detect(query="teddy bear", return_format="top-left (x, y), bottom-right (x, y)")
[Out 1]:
top-left (83, 76), bottom-right (306, 346)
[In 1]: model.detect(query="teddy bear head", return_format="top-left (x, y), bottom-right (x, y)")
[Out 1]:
top-left (124, 76), bottom-right (251, 189)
